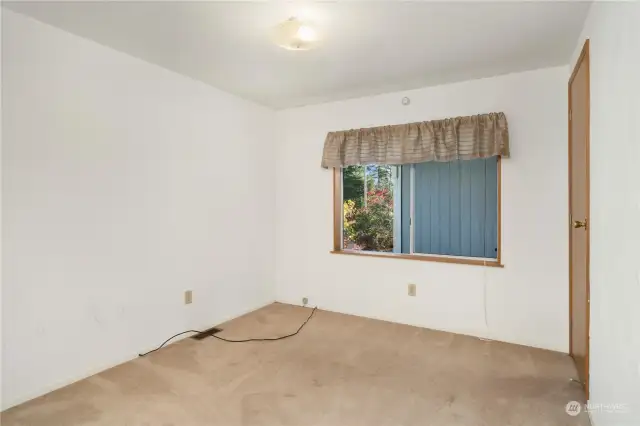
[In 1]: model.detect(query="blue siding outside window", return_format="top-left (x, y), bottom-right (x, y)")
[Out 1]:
top-left (401, 157), bottom-right (498, 259)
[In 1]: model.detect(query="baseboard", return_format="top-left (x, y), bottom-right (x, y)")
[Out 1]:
top-left (1, 299), bottom-right (276, 411)
top-left (275, 298), bottom-right (568, 355)
top-left (587, 404), bottom-right (596, 426)
top-left (1, 352), bottom-right (137, 411)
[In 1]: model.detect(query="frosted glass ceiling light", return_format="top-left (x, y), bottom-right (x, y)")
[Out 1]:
top-left (272, 17), bottom-right (320, 51)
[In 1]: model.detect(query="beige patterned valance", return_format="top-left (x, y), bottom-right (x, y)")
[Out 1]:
top-left (321, 112), bottom-right (509, 168)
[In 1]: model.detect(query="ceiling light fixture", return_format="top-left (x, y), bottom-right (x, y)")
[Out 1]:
top-left (272, 17), bottom-right (320, 51)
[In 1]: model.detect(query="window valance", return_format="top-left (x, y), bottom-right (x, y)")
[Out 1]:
top-left (321, 112), bottom-right (509, 168)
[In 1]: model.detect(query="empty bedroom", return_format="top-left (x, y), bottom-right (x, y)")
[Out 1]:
top-left (1, 1), bottom-right (639, 425)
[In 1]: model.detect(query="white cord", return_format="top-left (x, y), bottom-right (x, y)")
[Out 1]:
top-left (478, 260), bottom-right (493, 342)
top-left (483, 260), bottom-right (489, 330)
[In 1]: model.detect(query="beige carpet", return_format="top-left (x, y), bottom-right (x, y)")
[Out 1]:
top-left (2, 303), bottom-right (590, 426)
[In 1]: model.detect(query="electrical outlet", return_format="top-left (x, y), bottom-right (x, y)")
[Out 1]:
top-left (408, 283), bottom-right (417, 297)
top-left (302, 297), bottom-right (309, 306)
top-left (184, 290), bottom-right (193, 305)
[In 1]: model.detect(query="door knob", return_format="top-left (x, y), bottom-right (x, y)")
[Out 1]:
top-left (572, 219), bottom-right (588, 229)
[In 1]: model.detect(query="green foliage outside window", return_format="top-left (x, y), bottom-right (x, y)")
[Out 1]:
top-left (342, 165), bottom-right (394, 252)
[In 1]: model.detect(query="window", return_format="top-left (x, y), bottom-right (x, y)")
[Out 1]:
top-left (333, 157), bottom-right (502, 267)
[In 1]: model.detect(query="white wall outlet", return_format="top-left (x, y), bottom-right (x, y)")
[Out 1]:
top-left (408, 283), bottom-right (417, 297)
top-left (184, 290), bottom-right (193, 305)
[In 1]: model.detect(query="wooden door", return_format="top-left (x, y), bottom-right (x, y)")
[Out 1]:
top-left (569, 40), bottom-right (590, 397)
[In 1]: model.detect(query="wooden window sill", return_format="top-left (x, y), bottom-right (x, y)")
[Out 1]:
top-left (330, 249), bottom-right (504, 268)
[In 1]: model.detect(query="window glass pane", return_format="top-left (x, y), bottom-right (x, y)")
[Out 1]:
top-left (342, 165), bottom-right (396, 252)
top-left (409, 158), bottom-right (498, 259)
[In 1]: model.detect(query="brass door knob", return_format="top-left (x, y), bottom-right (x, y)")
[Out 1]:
top-left (572, 219), bottom-right (588, 229)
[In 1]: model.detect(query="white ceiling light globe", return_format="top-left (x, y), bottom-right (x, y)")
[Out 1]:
top-left (272, 17), bottom-right (320, 51)
top-left (296, 25), bottom-right (317, 42)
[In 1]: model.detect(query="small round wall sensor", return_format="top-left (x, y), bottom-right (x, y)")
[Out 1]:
top-left (401, 97), bottom-right (410, 106)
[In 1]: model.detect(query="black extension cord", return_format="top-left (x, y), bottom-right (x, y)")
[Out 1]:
top-left (138, 306), bottom-right (317, 357)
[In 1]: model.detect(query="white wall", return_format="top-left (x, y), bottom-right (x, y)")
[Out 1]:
top-left (570, 3), bottom-right (640, 425)
top-left (275, 66), bottom-right (569, 353)
top-left (1, 10), bottom-right (275, 409)
top-left (0, 4), bottom-right (4, 410)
